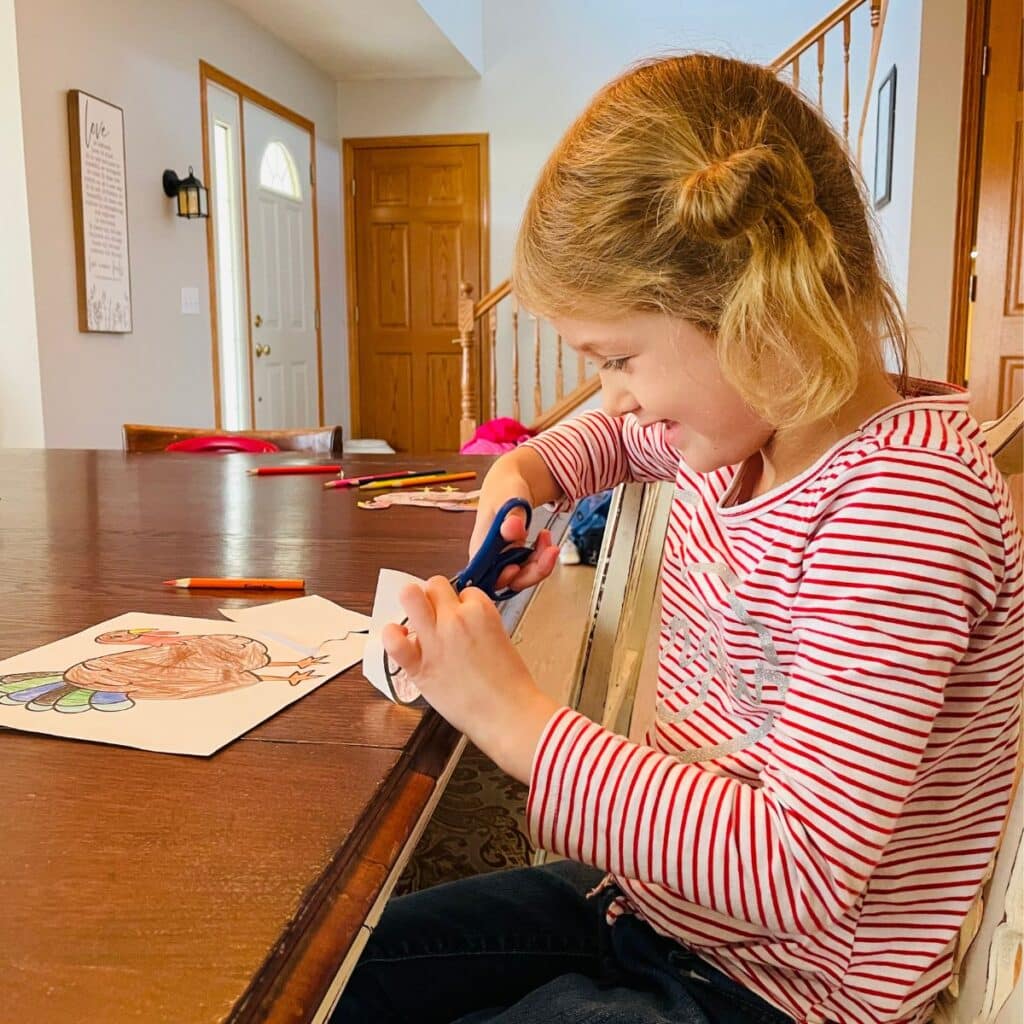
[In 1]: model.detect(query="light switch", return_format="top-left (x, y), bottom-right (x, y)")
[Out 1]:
top-left (181, 287), bottom-right (200, 315)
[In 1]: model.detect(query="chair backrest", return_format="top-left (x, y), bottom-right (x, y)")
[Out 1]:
top-left (123, 424), bottom-right (343, 458)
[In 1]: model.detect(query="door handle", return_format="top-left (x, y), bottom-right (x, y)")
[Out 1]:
top-left (254, 314), bottom-right (263, 328)
top-left (255, 344), bottom-right (272, 358)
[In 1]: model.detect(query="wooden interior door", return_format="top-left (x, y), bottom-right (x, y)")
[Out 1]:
top-left (968, 0), bottom-right (1023, 422)
top-left (351, 140), bottom-right (485, 452)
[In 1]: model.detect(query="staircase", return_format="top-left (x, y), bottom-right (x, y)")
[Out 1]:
top-left (454, 0), bottom-right (889, 444)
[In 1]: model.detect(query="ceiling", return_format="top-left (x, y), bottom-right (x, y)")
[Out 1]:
top-left (224, 0), bottom-right (480, 80)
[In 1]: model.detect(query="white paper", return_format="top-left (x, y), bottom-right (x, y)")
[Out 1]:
top-left (361, 569), bottom-right (425, 705)
top-left (0, 604), bottom-right (367, 757)
top-left (220, 594), bottom-right (370, 658)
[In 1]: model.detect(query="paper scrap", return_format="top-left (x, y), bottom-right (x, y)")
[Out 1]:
top-left (220, 594), bottom-right (370, 657)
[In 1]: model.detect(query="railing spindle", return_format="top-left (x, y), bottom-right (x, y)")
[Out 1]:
top-left (533, 316), bottom-right (542, 421)
top-left (816, 35), bottom-right (825, 109)
top-left (842, 14), bottom-right (851, 140)
top-left (791, 57), bottom-right (800, 92)
top-left (455, 282), bottom-right (476, 446)
top-left (511, 296), bottom-right (521, 423)
top-left (857, 0), bottom-right (886, 161)
top-left (556, 335), bottom-right (565, 401)
top-left (489, 306), bottom-right (497, 420)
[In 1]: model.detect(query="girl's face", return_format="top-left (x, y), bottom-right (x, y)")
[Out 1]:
top-left (552, 311), bottom-right (773, 472)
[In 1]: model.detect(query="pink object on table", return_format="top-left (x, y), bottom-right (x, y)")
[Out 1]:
top-left (164, 436), bottom-right (280, 454)
top-left (459, 417), bottom-right (535, 455)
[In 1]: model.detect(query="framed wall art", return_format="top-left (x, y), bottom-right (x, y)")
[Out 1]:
top-left (873, 65), bottom-right (897, 210)
top-left (67, 90), bottom-right (133, 333)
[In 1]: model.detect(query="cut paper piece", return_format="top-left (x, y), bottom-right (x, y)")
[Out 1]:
top-left (358, 489), bottom-right (481, 512)
top-left (220, 594), bottom-right (370, 658)
top-left (0, 612), bottom-right (357, 756)
top-left (362, 569), bottom-right (425, 705)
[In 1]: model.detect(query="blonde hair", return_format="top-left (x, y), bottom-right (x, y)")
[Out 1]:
top-left (513, 54), bottom-right (907, 428)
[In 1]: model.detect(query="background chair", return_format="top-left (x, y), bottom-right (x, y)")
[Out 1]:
top-left (122, 423), bottom-right (343, 458)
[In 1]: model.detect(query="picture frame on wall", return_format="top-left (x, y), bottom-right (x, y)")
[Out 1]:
top-left (67, 90), bottom-right (133, 333)
top-left (873, 65), bottom-right (897, 210)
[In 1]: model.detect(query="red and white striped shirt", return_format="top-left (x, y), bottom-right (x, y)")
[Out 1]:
top-left (524, 394), bottom-right (1022, 1024)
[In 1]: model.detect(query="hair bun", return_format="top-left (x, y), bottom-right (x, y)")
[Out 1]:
top-left (676, 142), bottom-right (786, 243)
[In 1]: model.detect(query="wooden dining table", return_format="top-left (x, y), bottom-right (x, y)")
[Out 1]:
top-left (0, 448), bottom-right (554, 1024)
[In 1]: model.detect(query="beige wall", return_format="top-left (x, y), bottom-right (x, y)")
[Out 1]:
top-left (15, 0), bottom-right (346, 449)
top-left (1, 0), bottom-right (44, 447)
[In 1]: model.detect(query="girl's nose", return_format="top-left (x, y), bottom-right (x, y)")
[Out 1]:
top-left (600, 379), bottom-right (640, 418)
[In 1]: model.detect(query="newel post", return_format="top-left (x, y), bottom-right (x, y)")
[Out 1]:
top-left (455, 282), bottom-right (477, 447)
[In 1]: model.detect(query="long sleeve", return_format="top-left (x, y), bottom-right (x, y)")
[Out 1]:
top-left (527, 448), bottom-right (1017, 940)
top-left (522, 411), bottom-right (681, 502)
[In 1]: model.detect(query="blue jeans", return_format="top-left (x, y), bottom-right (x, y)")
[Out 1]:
top-left (331, 861), bottom-right (794, 1024)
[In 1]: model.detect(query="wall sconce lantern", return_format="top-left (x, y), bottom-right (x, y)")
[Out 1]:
top-left (162, 166), bottom-right (209, 219)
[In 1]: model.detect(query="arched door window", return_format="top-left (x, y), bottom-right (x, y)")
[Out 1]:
top-left (259, 141), bottom-right (301, 199)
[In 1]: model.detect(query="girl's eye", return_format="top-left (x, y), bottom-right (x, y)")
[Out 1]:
top-left (601, 357), bottom-right (630, 372)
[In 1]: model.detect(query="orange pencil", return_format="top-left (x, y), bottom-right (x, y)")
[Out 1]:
top-left (163, 577), bottom-right (305, 590)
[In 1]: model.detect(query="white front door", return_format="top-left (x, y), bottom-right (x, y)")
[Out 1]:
top-left (243, 101), bottom-right (319, 429)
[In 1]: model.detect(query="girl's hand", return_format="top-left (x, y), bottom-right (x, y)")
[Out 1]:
top-left (382, 576), bottom-right (559, 783)
top-left (470, 466), bottom-right (560, 594)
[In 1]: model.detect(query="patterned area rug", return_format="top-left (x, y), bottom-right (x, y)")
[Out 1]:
top-left (394, 744), bottom-right (534, 896)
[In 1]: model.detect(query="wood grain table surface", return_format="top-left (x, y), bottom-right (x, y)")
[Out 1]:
top-left (0, 448), bottom-right (540, 1024)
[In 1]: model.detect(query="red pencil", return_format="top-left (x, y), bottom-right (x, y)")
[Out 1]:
top-left (246, 465), bottom-right (342, 477)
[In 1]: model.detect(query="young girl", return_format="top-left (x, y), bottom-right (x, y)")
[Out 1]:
top-left (333, 54), bottom-right (1022, 1024)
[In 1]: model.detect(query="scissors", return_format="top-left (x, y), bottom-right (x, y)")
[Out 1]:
top-left (450, 497), bottom-right (534, 600)
top-left (382, 498), bottom-right (535, 702)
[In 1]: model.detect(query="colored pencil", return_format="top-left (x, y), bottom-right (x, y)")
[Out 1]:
top-left (359, 471), bottom-right (476, 491)
top-left (246, 465), bottom-right (342, 476)
top-left (163, 577), bottom-right (305, 590)
top-left (324, 468), bottom-right (447, 490)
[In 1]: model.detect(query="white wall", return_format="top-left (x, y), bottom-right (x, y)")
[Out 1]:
top-left (904, 0), bottom-right (966, 379)
top-left (0, 0), bottom-right (44, 448)
top-left (860, 0), bottom-right (967, 379)
top-left (15, 0), bottom-right (345, 449)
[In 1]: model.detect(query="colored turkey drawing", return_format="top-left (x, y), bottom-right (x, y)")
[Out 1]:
top-left (0, 627), bottom-right (325, 714)
top-left (0, 607), bottom-right (368, 756)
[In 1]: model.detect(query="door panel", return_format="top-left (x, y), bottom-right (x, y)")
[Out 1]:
top-left (354, 142), bottom-right (484, 452)
top-left (372, 353), bottom-right (414, 452)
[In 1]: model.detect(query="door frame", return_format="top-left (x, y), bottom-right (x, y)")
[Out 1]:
top-left (342, 133), bottom-right (490, 439)
top-left (947, 0), bottom-right (988, 385)
top-left (200, 60), bottom-right (325, 428)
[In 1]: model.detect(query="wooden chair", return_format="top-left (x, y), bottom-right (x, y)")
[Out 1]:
top-left (568, 383), bottom-right (1023, 1022)
top-left (122, 424), bottom-right (344, 458)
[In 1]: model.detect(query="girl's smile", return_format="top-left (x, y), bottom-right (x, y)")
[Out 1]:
top-left (553, 311), bottom-right (774, 475)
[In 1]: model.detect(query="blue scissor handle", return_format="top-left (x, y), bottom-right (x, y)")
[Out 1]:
top-left (452, 498), bottom-right (534, 601)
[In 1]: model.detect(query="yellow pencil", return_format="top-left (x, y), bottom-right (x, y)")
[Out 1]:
top-left (358, 471), bottom-right (476, 491)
